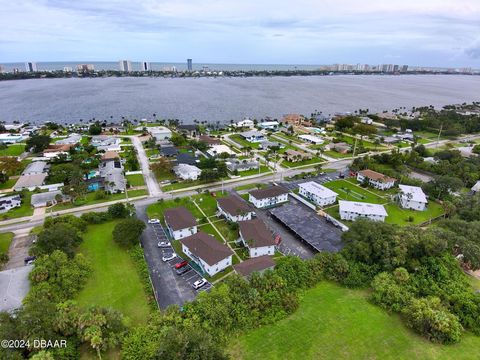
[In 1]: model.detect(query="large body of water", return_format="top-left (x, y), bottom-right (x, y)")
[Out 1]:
top-left (0, 75), bottom-right (478, 124)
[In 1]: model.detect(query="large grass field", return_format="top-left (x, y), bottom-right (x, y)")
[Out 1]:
top-left (0, 144), bottom-right (25, 157)
top-left (0, 232), bottom-right (13, 255)
top-left (76, 221), bottom-right (150, 326)
top-left (230, 282), bottom-right (480, 360)
top-left (384, 202), bottom-right (445, 226)
top-left (323, 180), bottom-right (385, 204)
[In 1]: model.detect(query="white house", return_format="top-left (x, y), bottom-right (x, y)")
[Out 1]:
top-left (0, 134), bottom-right (24, 144)
top-left (30, 190), bottom-right (68, 208)
top-left (259, 121), bottom-right (279, 130)
top-left (248, 185), bottom-right (289, 208)
top-left (398, 185), bottom-right (428, 211)
top-left (357, 169), bottom-right (396, 190)
top-left (339, 200), bottom-right (388, 222)
top-left (238, 219), bottom-right (276, 258)
top-left (55, 133), bottom-right (82, 145)
top-left (299, 134), bottom-right (324, 145)
top-left (180, 232), bottom-right (233, 276)
top-left (233, 255), bottom-right (276, 277)
top-left (164, 207), bottom-right (198, 240)
top-left (22, 161), bottom-right (48, 176)
top-left (173, 164), bottom-right (202, 180)
top-left (471, 181), bottom-right (480, 193)
top-left (91, 136), bottom-right (121, 152)
top-left (42, 144), bottom-right (73, 159)
top-left (0, 195), bottom-right (21, 214)
top-left (217, 195), bottom-right (255, 222)
top-left (361, 117), bottom-right (373, 125)
top-left (240, 130), bottom-right (265, 143)
top-left (234, 119), bottom-right (254, 129)
top-left (299, 181), bottom-right (338, 207)
top-left (206, 144), bottom-right (235, 157)
top-left (149, 126), bottom-right (172, 141)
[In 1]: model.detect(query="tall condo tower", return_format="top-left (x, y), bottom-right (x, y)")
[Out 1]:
top-left (25, 62), bottom-right (38, 72)
top-left (187, 58), bottom-right (193, 71)
top-left (119, 60), bottom-right (132, 72)
top-left (142, 61), bottom-right (151, 71)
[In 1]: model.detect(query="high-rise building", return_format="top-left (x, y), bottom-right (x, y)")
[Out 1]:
top-left (119, 60), bottom-right (132, 72)
top-left (76, 64), bottom-right (95, 73)
top-left (400, 65), bottom-right (409, 73)
top-left (25, 62), bottom-right (37, 72)
top-left (187, 58), bottom-right (193, 71)
top-left (0, 65), bottom-right (4, 74)
top-left (141, 61), bottom-right (151, 71)
top-left (63, 66), bottom-right (73, 72)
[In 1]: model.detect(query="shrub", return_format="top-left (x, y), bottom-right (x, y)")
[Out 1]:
top-left (112, 218), bottom-right (146, 247)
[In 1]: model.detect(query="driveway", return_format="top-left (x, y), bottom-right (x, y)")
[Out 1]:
top-left (131, 136), bottom-right (162, 197)
top-left (136, 203), bottom-right (197, 308)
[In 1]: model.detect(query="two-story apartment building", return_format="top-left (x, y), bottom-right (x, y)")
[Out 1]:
top-left (339, 200), bottom-right (388, 222)
top-left (164, 206), bottom-right (198, 240)
top-left (356, 169), bottom-right (396, 190)
top-left (238, 219), bottom-right (276, 258)
top-left (299, 181), bottom-right (338, 207)
top-left (248, 185), bottom-right (289, 208)
top-left (398, 185), bottom-right (428, 211)
top-left (217, 195), bottom-right (255, 222)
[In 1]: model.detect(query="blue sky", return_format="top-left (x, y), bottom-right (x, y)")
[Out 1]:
top-left (0, 0), bottom-right (479, 67)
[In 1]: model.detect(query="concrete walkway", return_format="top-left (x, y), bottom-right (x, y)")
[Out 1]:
top-left (131, 136), bottom-right (162, 197)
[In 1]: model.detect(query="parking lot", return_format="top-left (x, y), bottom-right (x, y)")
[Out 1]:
top-left (280, 170), bottom-right (344, 192)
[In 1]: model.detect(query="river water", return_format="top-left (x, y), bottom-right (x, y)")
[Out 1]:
top-left (0, 75), bottom-right (478, 124)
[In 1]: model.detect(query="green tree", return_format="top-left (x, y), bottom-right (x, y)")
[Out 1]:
top-left (32, 223), bottom-right (83, 258)
top-left (112, 218), bottom-right (146, 247)
top-left (107, 202), bottom-right (130, 218)
top-left (26, 134), bottom-right (50, 153)
top-left (89, 121), bottom-right (103, 135)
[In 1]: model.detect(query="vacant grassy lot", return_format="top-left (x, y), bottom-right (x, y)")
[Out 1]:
top-left (231, 282), bottom-right (480, 360)
top-left (384, 202), bottom-right (445, 226)
top-left (281, 157), bottom-right (325, 168)
top-left (0, 144), bottom-right (25, 157)
top-left (76, 221), bottom-right (150, 326)
top-left (236, 166), bottom-right (272, 177)
top-left (0, 232), bottom-right (13, 255)
top-left (323, 180), bottom-right (385, 204)
top-left (126, 174), bottom-right (145, 187)
top-left (234, 183), bottom-right (267, 191)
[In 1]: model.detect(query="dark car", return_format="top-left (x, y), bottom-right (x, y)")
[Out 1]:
top-left (24, 256), bottom-right (36, 265)
top-left (176, 266), bottom-right (191, 275)
top-left (175, 260), bottom-right (189, 269)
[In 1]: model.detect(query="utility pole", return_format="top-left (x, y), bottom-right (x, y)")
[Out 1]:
top-left (352, 137), bottom-right (359, 158)
top-left (436, 123), bottom-right (443, 148)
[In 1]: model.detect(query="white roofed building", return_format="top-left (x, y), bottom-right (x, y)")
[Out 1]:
top-left (471, 181), bottom-right (480, 193)
top-left (206, 144), bottom-right (235, 157)
top-left (173, 164), bottom-right (202, 180)
top-left (339, 200), bottom-right (388, 222)
top-left (398, 185), bottom-right (428, 211)
top-left (299, 182), bottom-right (338, 207)
top-left (299, 134), bottom-right (324, 145)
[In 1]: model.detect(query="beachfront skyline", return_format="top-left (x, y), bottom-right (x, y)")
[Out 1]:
top-left (0, 0), bottom-right (479, 68)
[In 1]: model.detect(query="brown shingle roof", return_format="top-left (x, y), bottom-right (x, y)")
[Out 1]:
top-left (44, 144), bottom-right (73, 153)
top-left (164, 207), bottom-right (197, 231)
top-left (249, 185), bottom-right (288, 200)
top-left (239, 219), bottom-right (275, 248)
top-left (180, 231), bottom-right (233, 266)
top-left (101, 151), bottom-right (120, 161)
top-left (359, 169), bottom-right (396, 183)
top-left (233, 255), bottom-right (275, 277)
top-left (217, 195), bottom-right (252, 216)
top-left (199, 135), bottom-right (221, 145)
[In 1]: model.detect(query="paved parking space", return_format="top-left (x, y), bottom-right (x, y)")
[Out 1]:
top-left (280, 171), bottom-right (344, 191)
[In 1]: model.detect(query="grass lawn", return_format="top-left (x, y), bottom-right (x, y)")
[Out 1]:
top-left (211, 219), bottom-right (239, 242)
top-left (323, 150), bottom-right (352, 159)
top-left (76, 222), bottom-right (150, 326)
top-left (234, 183), bottom-right (267, 192)
top-left (323, 180), bottom-right (385, 204)
top-left (48, 192), bottom-right (128, 212)
top-left (0, 178), bottom-right (16, 190)
top-left (230, 134), bottom-right (260, 149)
top-left (230, 282), bottom-right (480, 360)
top-left (126, 174), bottom-right (146, 187)
top-left (281, 157), bottom-right (325, 168)
top-left (127, 189), bottom-right (148, 197)
top-left (145, 148), bottom-right (160, 157)
top-left (384, 202), bottom-right (445, 226)
top-left (199, 223), bottom-right (224, 242)
top-left (0, 192), bottom-right (34, 220)
top-left (194, 191), bottom-right (228, 216)
top-left (146, 197), bottom-right (204, 222)
top-left (236, 166), bottom-right (272, 177)
top-left (0, 144), bottom-right (25, 157)
top-left (272, 132), bottom-right (303, 144)
top-left (0, 232), bottom-right (13, 255)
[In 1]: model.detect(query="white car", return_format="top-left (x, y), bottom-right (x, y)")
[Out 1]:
top-left (162, 253), bottom-right (176, 262)
top-left (192, 278), bottom-right (207, 290)
top-left (157, 241), bottom-right (171, 248)
top-left (148, 218), bottom-right (160, 224)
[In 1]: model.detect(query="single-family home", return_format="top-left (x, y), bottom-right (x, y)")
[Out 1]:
top-left (233, 255), bottom-right (275, 277)
top-left (175, 153), bottom-right (198, 166)
top-left (249, 185), bottom-right (289, 208)
top-left (226, 159), bottom-right (259, 173)
top-left (258, 140), bottom-right (284, 150)
top-left (361, 117), bottom-right (373, 125)
top-left (398, 185), bottom-right (428, 211)
top-left (177, 124), bottom-right (198, 137)
top-left (339, 200), bottom-right (388, 222)
top-left (281, 114), bottom-right (312, 127)
top-left (30, 190), bottom-right (69, 208)
top-left (357, 169), bottom-right (396, 190)
top-left (99, 152), bottom-right (125, 193)
top-left (22, 161), bottom-right (48, 176)
top-left (234, 119), bottom-right (254, 129)
top-left (299, 181), bottom-right (338, 207)
top-left (472, 181), bottom-right (480, 193)
top-left (173, 164), bottom-right (202, 180)
top-left (55, 133), bottom-right (82, 145)
top-left (240, 130), bottom-right (265, 143)
top-left (217, 195), bottom-right (255, 222)
top-left (284, 149), bottom-right (312, 162)
top-left (43, 144), bottom-right (73, 159)
top-left (329, 142), bottom-right (351, 154)
top-left (0, 195), bottom-right (21, 213)
top-left (149, 126), bottom-right (172, 141)
top-left (0, 134), bottom-right (24, 144)
top-left (180, 231), bottom-right (233, 276)
top-left (13, 174), bottom-right (47, 191)
top-left (259, 121), bottom-right (279, 130)
top-left (238, 219), bottom-right (276, 258)
top-left (164, 207), bottom-right (198, 240)
top-left (299, 134), bottom-right (324, 145)
top-left (198, 135), bottom-right (221, 146)
top-left (206, 144), bottom-right (235, 157)
top-left (160, 146), bottom-right (178, 157)
top-left (91, 136), bottom-right (121, 152)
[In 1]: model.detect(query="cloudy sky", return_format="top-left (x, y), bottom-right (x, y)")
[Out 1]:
top-left (0, 0), bottom-right (479, 67)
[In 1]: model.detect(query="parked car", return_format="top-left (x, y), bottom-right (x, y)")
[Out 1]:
top-left (157, 241), bottom-right (171, 248)
top-left (148, 218), bottom-right (160, 224)
top-left (176, 266), bottom-right (190, 275)
top-left (175, 260), bottom-right (189, 269)
top-left (162, 253), bottom-right (176, 262)
top-left (192, 278), bottom-right (207, 290)
top-left (24, 256), bottom-right (36, 265)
